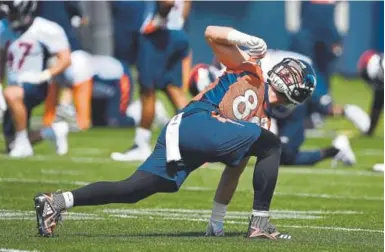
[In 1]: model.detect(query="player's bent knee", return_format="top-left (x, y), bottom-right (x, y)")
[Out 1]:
top-left (4, 86), bottom-right (23, 103)
top-left (280, 147), bottom-right (298, 165)
top-left (247, 128), bottom-right (282, 159)
top-left (140, 87), bottom-right (155, 96)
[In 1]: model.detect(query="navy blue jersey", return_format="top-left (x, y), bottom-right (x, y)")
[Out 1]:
top-left (109, 1), bottom-right (147, 31)
top-left (301, 1), bottom-right (341, 44)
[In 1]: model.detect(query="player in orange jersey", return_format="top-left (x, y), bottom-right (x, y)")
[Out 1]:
top-left (34, 26), bottom-right (315, 240)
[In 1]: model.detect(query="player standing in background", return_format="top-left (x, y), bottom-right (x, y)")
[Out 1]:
top-left (290, 0), bottom-right (343, 89)
top-left (109, 1), bottom-right (146, 67)
top-left (0, 1), bottom-right (71, 157)
top-left (36, 1), bottom-right (86, 51)
top-left (33, 25), bottom-right (315, 240)
top-left (42, 50), bottom-right (170, 130)
top-left (36, 1), bottom-right (87, 119)
top-left (289, 0), bottom-right (345, 128)
top-left (111, 0), bottom-right (191, 162)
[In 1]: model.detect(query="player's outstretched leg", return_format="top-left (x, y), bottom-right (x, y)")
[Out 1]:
top-left (245, 128), bottom-right (291, 240)
top-left (33, 170), bottom-right (177, 237)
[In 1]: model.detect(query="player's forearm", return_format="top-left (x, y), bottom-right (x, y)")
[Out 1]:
top-left (157, 0), bottom-right (175, 17)
top-left (214, 158), bottom-right (249, 205)
top-left (205, 26), bottom-right (252, 68)
top-left (205, 26), bottom-right (262, 48)
top-left (47, 49), bottom-right (71, 77)
top-left (183, 0), bottom-right (191, 20)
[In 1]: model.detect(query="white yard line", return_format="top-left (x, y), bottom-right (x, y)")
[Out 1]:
top-left (105, 208), bottom-right (363, 215)
top-left (0, 177), bottom-right (88, 186)
top-left (1, 208), bottom-right (381, 234)
top-left (0, 177), bottom-right (382, 201)
top-left (162, 217), bottom-right (384, 233)
top-left (0, 249), bottom-right (39, 252)
top-left (1, 154), bottom-right (382, 177)
top-left (205, 164), bottom-right (383, 177)
top-left (104, 208), bottom-right (363, 220)
top-left (358, 149), bottom-right (384, 156)
top-left (71, 148), bottom-right (106, 155)
top-left (41, 169), bottom-right (81, 175)
top-left (274, 192), bottom-right (384, 201)
top-left (0, 208), bottom-right (384, 233)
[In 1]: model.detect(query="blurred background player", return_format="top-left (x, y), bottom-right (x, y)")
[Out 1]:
top-left (357, 50), bottom-right (384, 137)
top-left (111, 0), bottom-right (191, 162)
top-left (109, 1), bottom-right (145, 67)
top-left (43, 50), bottom-right (170, 131)
top-left (36, 1), bottom-right (87, 120)
top-left (0, 0), bottom-right (70, 158)
top-left (357, 50), bottom-right (384, 173)
top-left (288, 0), bottom-right (345, 128)
top-left (36, 1), bottom-right (86, 52)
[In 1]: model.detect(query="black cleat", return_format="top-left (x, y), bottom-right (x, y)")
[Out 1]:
top-left (34, 192), bottom-right (63, 237)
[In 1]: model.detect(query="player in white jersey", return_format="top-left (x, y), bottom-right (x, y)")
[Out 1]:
top-left (111, 0), bottom-right (192, 162)
top-left (43, 50), bottom-right (170, 130)
top-left (0, 1), bottom-right (71, 158)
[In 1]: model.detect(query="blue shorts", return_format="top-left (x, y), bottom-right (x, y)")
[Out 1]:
top-left (137, 29), bottom-right (189, 90)
top-left (91, 68), bottom-right (135, 127)
top-left (113, 29), bottom-right (140, 66)
top-left (3, 82), bottom-right (48, 137)
top-left (138, 101), bottom-right (262, 188)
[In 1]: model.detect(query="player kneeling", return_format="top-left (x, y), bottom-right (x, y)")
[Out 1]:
top-left (0, 1), bottom-right (71, 158)
top-left (43, 50), bottom-right (170, 131)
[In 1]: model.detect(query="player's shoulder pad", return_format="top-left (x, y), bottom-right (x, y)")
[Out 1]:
top-left (240, 61), bottom-right (264, 81)
top-left (32, 17), bottom-right (66, 37)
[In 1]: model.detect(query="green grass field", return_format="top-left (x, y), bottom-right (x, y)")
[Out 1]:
top-left (0, 76), bottom-right (383, 252)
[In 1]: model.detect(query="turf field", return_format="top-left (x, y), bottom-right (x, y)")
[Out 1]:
top-left (0, 76), bottom-right (383, 252)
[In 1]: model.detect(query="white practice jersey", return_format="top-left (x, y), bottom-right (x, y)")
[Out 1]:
top-left (0, 17), bottom-right (70, 85)
top-left (55, 50), bottom-right (94, 87)
top-left (92, 55), bottom-right (125, 80)
top-left (166, 0), bottom-right (185, 30)
top-left (141, 0), bottom-right (185, 31)
top-left (260, 49), bottom-right (313, 81)
top-left (56, 51), bottom-right (125, 87)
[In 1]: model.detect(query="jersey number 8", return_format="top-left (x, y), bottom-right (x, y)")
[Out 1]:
top-left (232, 89), bottom-right (269, 129)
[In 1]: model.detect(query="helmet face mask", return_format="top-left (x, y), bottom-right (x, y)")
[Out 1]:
top-left (267, 57), bottom-right (316, 105)
top-left (266, 80), bottom-right (297, 118)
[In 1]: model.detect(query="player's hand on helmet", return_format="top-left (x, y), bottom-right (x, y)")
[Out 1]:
top-left (17, 70), bottom-right (52, 85)
top-left (247, 37), bottom-right (267, 59)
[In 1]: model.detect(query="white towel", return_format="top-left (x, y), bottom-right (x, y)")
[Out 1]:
top-left (166, 113), bottom-right (184, 163)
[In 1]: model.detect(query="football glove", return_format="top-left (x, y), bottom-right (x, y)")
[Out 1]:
top-left (17, 69), bottom-right (52, 85)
